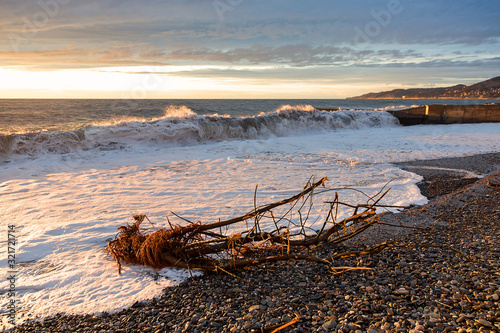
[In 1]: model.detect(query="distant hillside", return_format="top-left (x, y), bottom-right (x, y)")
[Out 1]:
top-left (349, 76), bottom-right (500, 99)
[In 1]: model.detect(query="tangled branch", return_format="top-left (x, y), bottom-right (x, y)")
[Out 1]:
top-left (107, 176), bottom-right (407, 273)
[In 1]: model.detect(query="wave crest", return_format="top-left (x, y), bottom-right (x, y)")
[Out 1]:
top-left (0, 105), bottom-right (399, 158)
top-left (161, 105), bottom-right (198, 119)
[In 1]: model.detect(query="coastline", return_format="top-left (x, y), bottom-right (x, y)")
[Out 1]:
top-left (9, 153), bottom-right (500, 333)
top-left (347, 98), bottom-right (500, 100)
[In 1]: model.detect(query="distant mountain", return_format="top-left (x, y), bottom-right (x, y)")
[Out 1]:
top-left (349, 76), bottom-right (500, 99)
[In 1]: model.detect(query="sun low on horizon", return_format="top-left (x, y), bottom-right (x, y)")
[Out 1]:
top-left (0, 67), bottom-right (367, 99)
top-left (0, 0), bottom-right (498, 99)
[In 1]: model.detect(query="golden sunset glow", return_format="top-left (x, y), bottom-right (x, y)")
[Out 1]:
top-left (0, 1), bottom-right (497, 98)
top-left (0, 66), bottom-right (374, 99)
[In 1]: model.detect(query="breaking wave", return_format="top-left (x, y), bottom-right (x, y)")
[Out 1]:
top-left (0, 105), bottom-right (400, 157)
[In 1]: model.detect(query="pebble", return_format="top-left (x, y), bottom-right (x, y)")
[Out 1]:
top-left (475, 318), bottom-right (493, 327)
top-left (428, 312), bottom-right (440, 319)
top-left (8, 171), bottom-right (500, 333)
top-left (396, 287), bottom-right (410, 295)
top-left (322, 319), bottom-right (337, 329)
top-left (248, 305), bottom-right (265, 312)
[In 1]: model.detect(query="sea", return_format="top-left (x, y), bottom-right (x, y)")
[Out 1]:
top-left (1, 98), bottom-right (500, 328)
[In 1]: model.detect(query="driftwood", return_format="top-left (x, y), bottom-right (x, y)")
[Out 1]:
top-left (487, 180), bottom-right (500, 188)
top-left (107, 176), bottom-right (406, 274)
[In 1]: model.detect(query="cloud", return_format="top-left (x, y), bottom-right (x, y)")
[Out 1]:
top-left (374, 57), bottom-right (500, 69)
top-left (0, 43), bottom-right (169, 69)
top-left (2, 39), bottom-right (495, 74)
top-left (0, 0), bottom-right (498, 96)
top-left (0, 42), bottom-right (428, 70)
top-left (1, 0), bottom-right (498, 50)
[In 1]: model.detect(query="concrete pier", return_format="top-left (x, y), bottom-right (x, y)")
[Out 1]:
top-left (389, 104), bottom-right (500, 125)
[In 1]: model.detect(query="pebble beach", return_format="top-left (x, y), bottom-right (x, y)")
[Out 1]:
top-left (9, 153), bottom-right (500, 333)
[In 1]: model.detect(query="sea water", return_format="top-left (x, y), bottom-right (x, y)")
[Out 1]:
top-left (1, 99), bottom-right (499, 329)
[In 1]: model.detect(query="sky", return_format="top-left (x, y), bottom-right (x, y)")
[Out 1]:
top-left (0, 0), bottom-right (499, 99)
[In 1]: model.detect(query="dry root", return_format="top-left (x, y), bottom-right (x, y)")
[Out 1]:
top-left (107, 176), bottom-right (408, 274)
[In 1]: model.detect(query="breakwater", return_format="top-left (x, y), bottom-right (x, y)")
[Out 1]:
top-left (389, 104), bottom-right (500, 125)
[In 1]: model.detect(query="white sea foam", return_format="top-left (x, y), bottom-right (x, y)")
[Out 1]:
top-left (0, 105), bottom-right (399, 158)
top-left (0, 119), bottom-right (499, 330)
top-left (373, 104), bottom-right (420, 111)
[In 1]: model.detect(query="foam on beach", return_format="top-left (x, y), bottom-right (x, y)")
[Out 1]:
top-left (1, 116), bottom-right (500, 329)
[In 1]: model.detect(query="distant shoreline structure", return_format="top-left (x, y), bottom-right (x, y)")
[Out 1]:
top-left (348, 97), bottom-right (500, 100)
top-left (349, 76), bottom-right (500, 99)
top-left (389, 103), bottom-right (500, 125)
